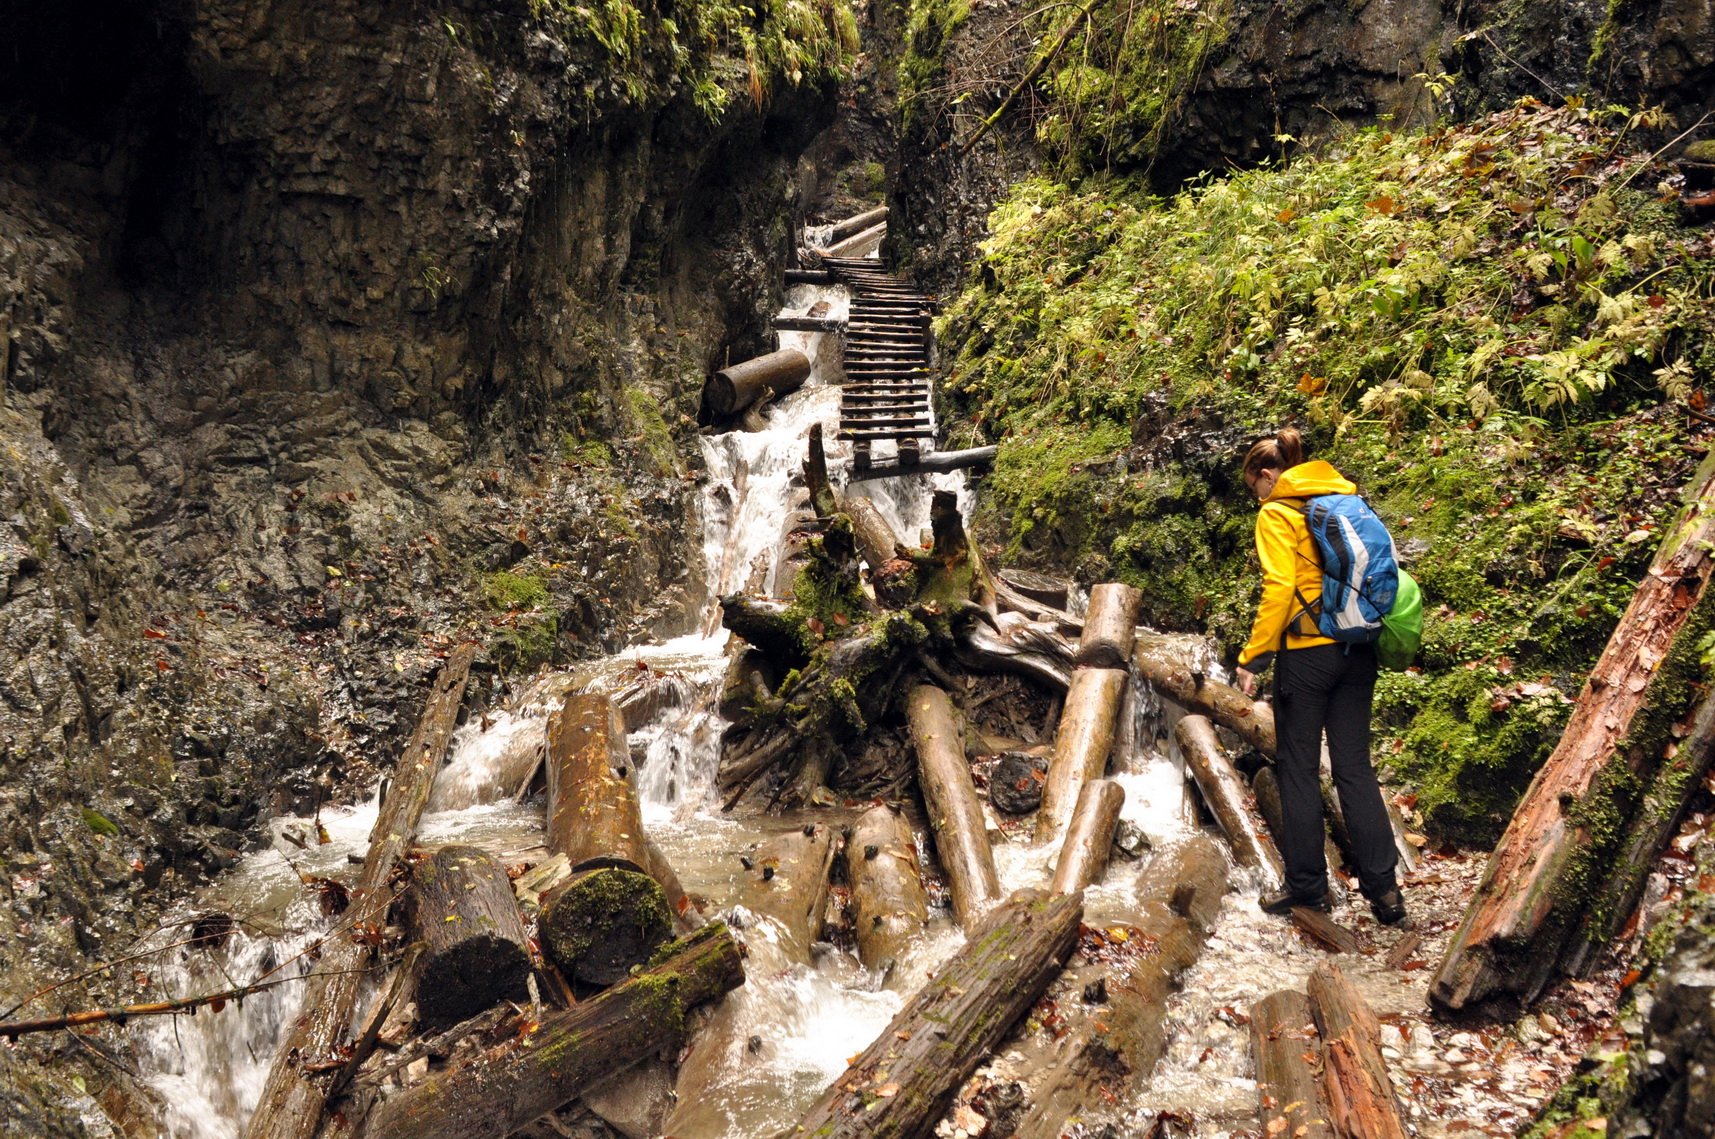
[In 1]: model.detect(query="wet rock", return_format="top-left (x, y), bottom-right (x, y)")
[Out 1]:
top-left (988, 751), bottom-right (1049, 814)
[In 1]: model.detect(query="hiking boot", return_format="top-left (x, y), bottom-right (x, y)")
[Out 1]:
top-left (1370, 888), bottom-right (1407, 925)
top-left (1259, 887), bottom-right (1331, 916)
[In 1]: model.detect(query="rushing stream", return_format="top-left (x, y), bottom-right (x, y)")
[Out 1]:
top-left (131, 278), bottom-right (1448, 1139)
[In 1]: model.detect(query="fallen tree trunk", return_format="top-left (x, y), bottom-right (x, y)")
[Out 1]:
top-left (909, 684), bottom-right (1001, 930)
top-left (1075, 583), bottom-right (1142, 669)
top-left (702, 348), bottom-right (812, 420)
top-left (1013, 834), bottom-right (1231, 1138)
top-left (784, 890), bottom-right (1083, 1139)
top-left (1133, 634), bottom-right (1276, 755)
top-left (664, 824), bottom-right (837, 1139)
top-left (1308, 963), bottom-right (1407, 1139)
top-left (1431, 452), bottom-right (1715, 1011)
top-left (842, 494), bottom-right (904, 573)
top-left (408, 845), bottom-right (531, 1030)
top-left (1036, 668), bottom-right (1128, 844)
top-left (361, 923), bottom-right (744, 1139)
top-left (245, 643), bottom-right (476, 1139)
top-left (1251, 989), bottom-right (1334, 1139)
top-left (848, 804), bottom-right (930, 980)
top-left (1049, 779), bottom-right (1125, 894)
top-left (955, 612), bottom-right (1075, 691)
top-left (823, 204), bottom-right (889, 244)
top-left (845, 445), bottom-right (999, 482)
top-left (1177, 715), bottom-right (1284, 888)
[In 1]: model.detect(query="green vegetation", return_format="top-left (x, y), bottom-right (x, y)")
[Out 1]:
top-left (482, 570), bottom-right (550, 611)
top-left (524, 0), bottom-right (858, 116)
top-left (939, 100), bottom-right (1714, 839)
top-left (623, 387), bottom-right (681, 477)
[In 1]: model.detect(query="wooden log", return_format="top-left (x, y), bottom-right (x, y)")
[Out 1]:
top-left (847, 804), bottom-right (929, 979)
top-left (408, 845), bottom-right (532, 1029)
top-left (719, 647), bottom-right (782, 723)
top-left (805, 422), bottom-right (838, 521)
top-left (546, 694), bottom-right (647, 871)
top-left (1075, 583), bottom-right (1143, 668)
top-left (1307, 963), bottom-right (1407, 1139)
top-left (843, 445), bottom-right (1000, 482)
top-left (814, 220), bottom-right (887, 260)
top-left (1012, 835), bottom-right (1231, 1138)
top-left (362, 924), bottom-right (744, 1139)
top-left (1251, 990), bottom-right (1334, 1139)
top-left (703, 348), bottom-right (812, 419)
top-left (643, 836), bottom-right (705, 932)
top-left (823, 204), bottom-right (889, 243)
top-left (245, 644), bottom-right (476, 1139)
top-left (841, 494), bottom-right (904, 576)
top-left (955, 611), bottom-right (1075, 691)
top-left (908, 684), bottom-right (1001, 930)
top-left (1431, 451), bottom-right (1715, 1011)
top-left (783, 890), bottom-right (1082, 1139)
top-left (539, 694), bottom-right (672, 985)
top-left (1133, 633), bottom-right (1276, 754)
top-left (1050, 779), bottom-right (1125, 894)
top-left (1176, 715), bottom-right (1284, 888)
top-left (720, 594), bottom-right (817, 668)
top-left (1035, 668), bottom-right (1128, 844)
top-left (916, 489), bottom-right (996, 610)
top-left (1290, 909), bottom-right (1361, 955)
top-left (774, 315), bottom-right (846, 333)
top-left (785, 268), bottom-right (835, 285)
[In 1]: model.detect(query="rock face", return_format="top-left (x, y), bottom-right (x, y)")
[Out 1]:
top-left (1, 0), bottom-right (837, 1123)
top-left (1613, 908), bottom-right (1715, 1137)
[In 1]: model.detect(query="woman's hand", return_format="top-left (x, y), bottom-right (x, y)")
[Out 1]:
top-left (1236, 667), bottom-right (1258, 696)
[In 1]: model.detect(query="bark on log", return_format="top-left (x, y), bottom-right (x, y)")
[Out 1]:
top-left (955, 612), bottom-right (1075, 691)
top-left (1050, 779), bottom-right (1126, 894)
top-left (805, 423), bottom-right (838, 521)
top-left (1075, 583), bottom-right (1143, 669)
top-left (1307, 963), bottom-right (1407, 1139)
top-left (703, 348), bottom-right (812, 419)
top-left (814, 220), bottom-right (887, 260)
top-left (245, 643), bottom-right (476, 1139)
top-left (1251, 990), bottom-right (1334, 1139)
top-left (408, 845), bottom-right (532, 1029)
top-left (1176, 715), bottom-right (1284, 888)
top-left (824, 204), bottom-right (889, 243)
top-left (847, 804), bottom-right (930, 979)
top-left (1035, 668), bottom-right (1128, 844)
top-left (1012, 835), bottom-right (1231, 1138)
top-left (1290, 909), bottom-right (1361, 955)
top-left (917, 489), bottom-right (996, 611)
top-left (841, 495), bottom-right (903, 575)
top-left (362, 924), bottom-right (744, 1139)
top-left (783, 890), bottom-right (1083, 1139)
top-left (1431, 452), bottom-right (1715, 1011)
top-left (644, 836), bottom-right (705, 933)
top-left (843, 446), bottom-right (999, 482)
top-left (735, 822), bottom-right (839, 961)
top-left (1133, 634), bottom-right (1276, 754)
top-left (908, 684), bottom-right (1001, 930)
top-left (719, 647), bottom-right (782, 723)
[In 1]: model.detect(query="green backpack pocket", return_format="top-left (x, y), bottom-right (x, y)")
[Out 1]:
top-left (1376, 570), bottom-right (1423, 671)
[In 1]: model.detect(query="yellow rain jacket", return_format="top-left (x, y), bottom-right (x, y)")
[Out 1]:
top-left (1237, 460), bottom-right (1356, 669)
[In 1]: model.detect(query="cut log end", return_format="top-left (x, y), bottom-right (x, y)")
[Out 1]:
top-left (539, 867), bottom-right (674, 987)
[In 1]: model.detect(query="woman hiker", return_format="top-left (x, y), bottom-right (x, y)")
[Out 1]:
top-left (1233, 428), bottom-right (1407, 925)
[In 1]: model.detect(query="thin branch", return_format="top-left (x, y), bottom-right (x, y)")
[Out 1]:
top-left (956, 0), bottom-right (1106, 156)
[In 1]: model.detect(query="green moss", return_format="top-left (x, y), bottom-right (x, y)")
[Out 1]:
top-left (482, 570), bottom-right (549, 611)
top-left (562, 433), bottom-right (614, 468)
top-left (82, 808), bottom-right (119, 837)
top-left (899, 0), bottom-right (971, 115)
top-left (623, 387), bottom-right (681, 477)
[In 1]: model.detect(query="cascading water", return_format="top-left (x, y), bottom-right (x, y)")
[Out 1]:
top-left (130, 273), bottom-right (1381, 1139)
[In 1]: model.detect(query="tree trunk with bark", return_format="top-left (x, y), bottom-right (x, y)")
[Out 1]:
top-left (703, 348), bottom-right (812, 420)
top-left (1036, 668), bottom-right (1128, 844)
top-left (408, 845), bottom-right (532, 1030)
top-left (1175, 715), bottom-right (1284, 888)
top-left (1075, 583), bottom-right (1142, 669)
top-left (847, 804), bottom-right (930, 979)
top-left (1012, 835), bottom-right (1230, 1139)
top-left (361, 924), bottom-right (744, 1139)
top-left (783, 890), bottom-right (1083, 1139)
top-left (915, 490), bottom-right (996, 611)
top-left (1308, 963), bottom-right (1407, 1139)
top-left (1133, 634), bottom-right (1276, 755)
top-left (1431, 452), bottom-right (1715, 1011)
top-left (245, 643), bottom-right (476, 1139)
top-left (908, 684), bottom-right (1001, 931)
top-left (1251, 989), bottom-right (1334, 1139)
top-left (1049, 779), bottom-right (1125, 894)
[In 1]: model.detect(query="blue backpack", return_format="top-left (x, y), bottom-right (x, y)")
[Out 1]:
top-left (1295, 495), bottom-right (1400, 644)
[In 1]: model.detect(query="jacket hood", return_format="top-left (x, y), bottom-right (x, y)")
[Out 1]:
top-left (1265, 459), bottom-right (1356, 500)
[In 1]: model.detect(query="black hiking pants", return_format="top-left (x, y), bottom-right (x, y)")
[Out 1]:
top-left (1273, 641), bottom-right (1398, 902)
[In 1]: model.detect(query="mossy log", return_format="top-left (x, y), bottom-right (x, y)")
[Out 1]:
top-left (1251, 990), bottom-right (1334, 1139)
top-left (245, 643), bottom-right (476, 1139)
top-left (720, 595), bottom-right (818, 669)
top-left (1177, 715), bottom-right (1284, 888)
top-left (1432, 452), bottom-right (1715, 1012)
top-left (664, 824), bottom-right (837, 1139)
top-left (1012, 834), bottom-right (1231, 1138)
top-left (908, 684), bottom-right (1001, 930)
top-left (1049, 779), bottom-right (1125, 894)
top-left (847, 804), bottom-right (930, 979)
top-left (362, 923), bottom-right (744, 1139)
top-left (539, 867), bottom-right (674, 988)
top-left (1133, 634), bottom-right (1276, 754)
top-left (914, 489), bottom-right (996, 611)
top-left (408, 845), bottom-right (531, 1030)
top-left (1075, 583), bottom-right (1142, 669)
top-left (782, 890), bottom-right (1083, 1139)
top-left (805, 423), bottom-right (839, 520)
top-left (1036, 668), bottom-right (1128, 844)
top-left (1308, 963), bottom-right (1407, 1139)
